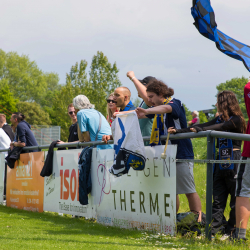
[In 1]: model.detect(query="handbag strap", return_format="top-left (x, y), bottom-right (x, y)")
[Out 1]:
top-left (95, 111), bottom-right (102, 141)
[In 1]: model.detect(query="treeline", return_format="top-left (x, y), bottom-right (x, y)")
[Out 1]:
top-left (0, 48), bottom-right (248, 141)
top-left (0, 50), bottom-right (121, 141)
top-left (184, 76), bottom-right (249, 123)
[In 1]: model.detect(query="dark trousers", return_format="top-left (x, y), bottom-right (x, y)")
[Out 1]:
top-left (4, 162), bottom-right (7, 197)
top-left (211, 150), bottom-right (241, 235)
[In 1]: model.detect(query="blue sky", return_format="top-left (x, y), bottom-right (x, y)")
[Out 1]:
top-left (1, 0), bottom-right (250, 111)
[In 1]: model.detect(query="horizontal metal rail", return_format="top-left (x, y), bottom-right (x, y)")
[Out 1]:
top-left (1, 130), bottom-right (250, 152)
top-left (176, 159), bottom-right (250, 164)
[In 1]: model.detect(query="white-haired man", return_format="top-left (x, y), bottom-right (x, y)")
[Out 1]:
top-left (73, 95), bottom-right (112, 150)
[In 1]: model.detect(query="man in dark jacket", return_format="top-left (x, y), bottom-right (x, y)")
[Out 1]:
top-left (10, 112), bottom-right (38, 152)
top-left (0, 114), bottom-right (14, 141)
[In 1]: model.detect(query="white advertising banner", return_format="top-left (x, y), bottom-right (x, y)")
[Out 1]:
top-left (43, 149), bottom-right (93, 218)
top-left (0, 153), bottom-right (5, 204)
top-left (93, 145), bottom-right (177, 235)
top-left (44, 145), bottom-right (177, 235)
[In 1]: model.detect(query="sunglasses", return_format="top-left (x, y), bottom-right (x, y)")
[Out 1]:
top-left (107, 99), bottom-right (117, 104)
top-left (68, 111), bottom-right (75, 115)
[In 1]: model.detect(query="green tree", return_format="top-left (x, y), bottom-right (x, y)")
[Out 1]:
top-left (0, 80), bottom-right (18, 122)
top-left (89, 51), bottom-right (121, 114)
top-left (49, 52), bottom-right (121, 141)
top-left (183, 103), bottom-right (192, 123)
top-left (216, 76), bottom-right (248, 119)
top-left (199, 111), bottom-right (208, 123)
top-left (0, 49), bottom-right (60, 105)
top-left (48, 60), bottom-right (90, 141)
top-left (17, 102), bottom-right (51, 126)
top-left (132, 97), bottom-right (142, 107)
top-left (40, 73), bottom-right (62, 108)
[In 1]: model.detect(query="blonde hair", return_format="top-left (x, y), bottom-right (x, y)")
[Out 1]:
top-left (106, 93), bottom-right (119, 121)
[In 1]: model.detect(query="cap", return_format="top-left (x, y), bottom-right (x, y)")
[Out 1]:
top-left (139, 76), bottom-right (156, 86)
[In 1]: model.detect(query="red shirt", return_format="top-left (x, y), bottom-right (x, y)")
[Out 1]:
top-left (242, 81), bottom-right (250, 157)
top-left (191, 117), bottom-right (198, 124)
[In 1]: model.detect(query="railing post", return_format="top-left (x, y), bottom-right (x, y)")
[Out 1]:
top-left (206, 134), bottom-right (214, 240)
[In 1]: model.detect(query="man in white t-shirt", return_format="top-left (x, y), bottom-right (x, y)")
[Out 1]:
top-left (0, 128), bottom-right (10, 157)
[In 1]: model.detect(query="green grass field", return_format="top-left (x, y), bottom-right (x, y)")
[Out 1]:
top-left (0, 138), bottom-right (249, 249)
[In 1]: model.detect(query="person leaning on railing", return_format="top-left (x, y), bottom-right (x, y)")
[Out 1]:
top-left (168, 90), bottom-right (246, 236)
top-left (126, 71), bottom-right (202, 223)
top-left (73, 95), bottom-right (113, 150)
top-left (10, 112), bottom-right (39, 152)
top-left (57, 103), bottom-right (79, 149)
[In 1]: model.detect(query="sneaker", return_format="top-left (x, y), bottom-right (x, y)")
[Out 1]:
top-left (220, 234), bottom-right (230, 241)
top-left (229, 232), bottom-right (248, 243)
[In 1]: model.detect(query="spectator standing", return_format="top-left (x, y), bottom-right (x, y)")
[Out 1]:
top-left (128, 73), bottom-right (155, 145)
top-left (57, 104), bottom-right (79, 148)
top-left (188, 111), bottom-right (200, 126)
top-left (106, 93), bottom-right (119, 126)
top-left (0, 114), bottom-right (14, 141)
top-left (133, 76), bottom-right (202, 221)
top-left (234, 79), bottom-right (250, 241)
top-left (113, 87), bottom-right (136, 111)
top-left (73, 95), bottom-right (112, 150)
top-left (0, 128), bottom-right (11, 156)
top-left (0, 127), bottom-right (11, 199)
top-left (10, 112), bottom-right (38, 152)
top-left (0, 113), bottom-right (14, 199)
top-left (169, 91), bottom-right (246, 235)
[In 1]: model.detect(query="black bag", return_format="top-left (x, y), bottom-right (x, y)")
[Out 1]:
top-left (176, 212), bottom-right (203, 236)
top-left (5, 147), bottom-right (23, 169)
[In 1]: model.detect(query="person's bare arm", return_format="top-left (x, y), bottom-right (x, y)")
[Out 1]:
top-left (102, 135), bottom-right (113, 144)
top-left (10, 141), bottom-right (25, 148)
top-left (77, 124), bottom-right (89, 142)
top-left (127, 71), bottom-right (152, 107)
top-left (136, 105), bottom-right (172, 118)
top-left (113, 111), bottom-right (134, 117)
top-left (81, 132), bottom-right (90, 142)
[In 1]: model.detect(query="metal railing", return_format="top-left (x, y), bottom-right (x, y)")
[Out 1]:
top-left (2, 130), bottom-right (250, 240)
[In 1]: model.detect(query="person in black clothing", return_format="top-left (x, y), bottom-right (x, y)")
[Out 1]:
top-left (57, 103), bottom-right (79, 148)
top-left (0, 114), bottom-right (14, 141)
top-left (10, 112), bottom-right (38, 152)
top-left (168, 91), bottom-right (247, 235)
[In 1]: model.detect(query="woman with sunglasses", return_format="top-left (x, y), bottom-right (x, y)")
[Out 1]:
top-left (168, 90), bottom-right (246, 236)
top-left (106, 93), bottom-right (119, 126)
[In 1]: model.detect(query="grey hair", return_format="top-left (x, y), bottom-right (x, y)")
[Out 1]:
top-left (73, 95), bottom-right (95, 110)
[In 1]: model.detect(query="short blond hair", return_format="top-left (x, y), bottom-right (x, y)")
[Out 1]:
top-left (0, 114), bottom-right (6, 123)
